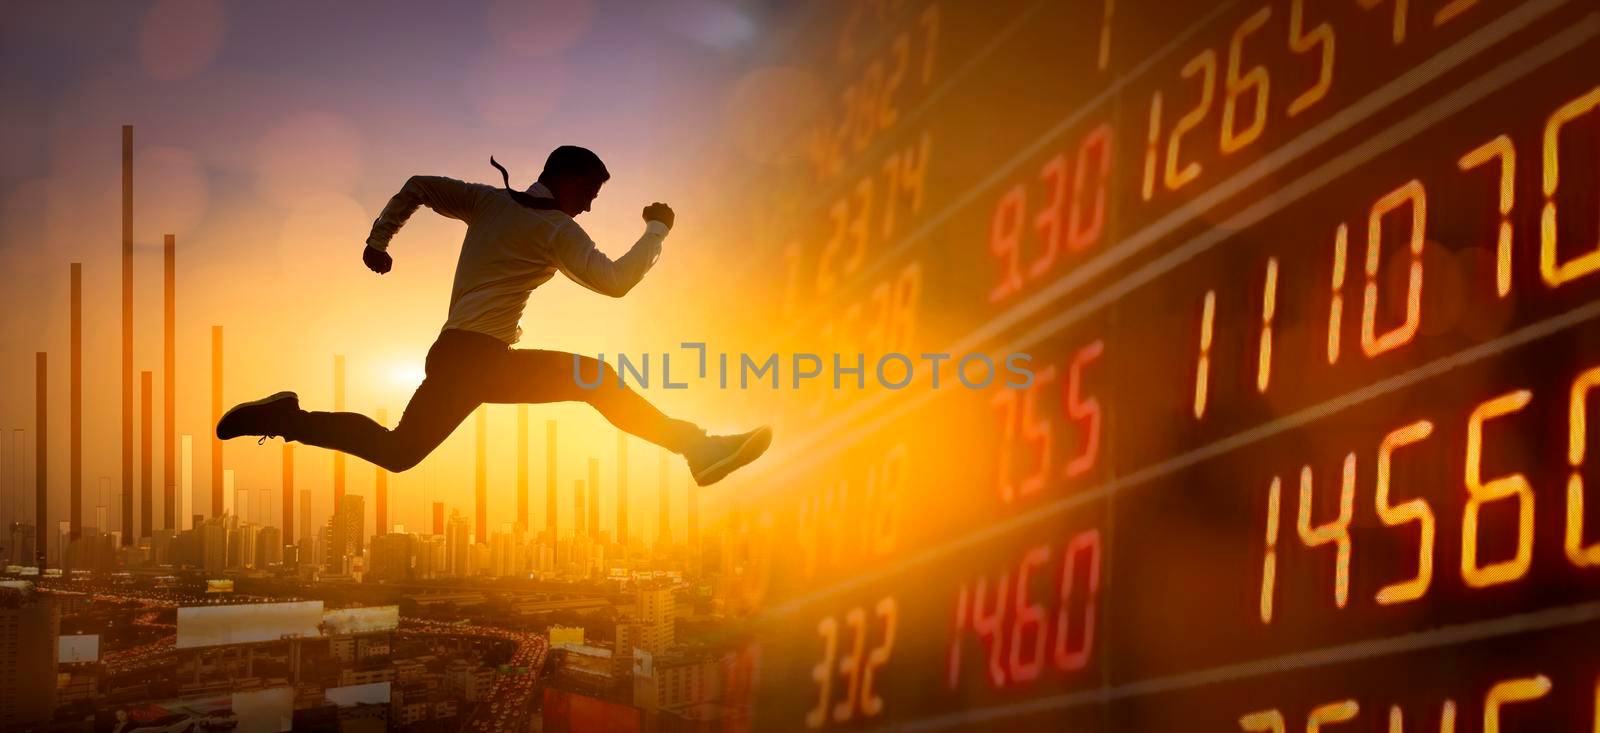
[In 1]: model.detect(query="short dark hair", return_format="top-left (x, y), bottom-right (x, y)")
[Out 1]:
top-left (538, 145), bottom-right (609, 184)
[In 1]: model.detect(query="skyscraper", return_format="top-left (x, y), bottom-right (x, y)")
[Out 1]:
top-left (0, 586), bottom-right (58, 727)
top-left (636, 583), bottom-right (675, 654)
top-left (446, 510), bottom-right (470, 577)
top-left (329, 494), bottom-right (365, 574)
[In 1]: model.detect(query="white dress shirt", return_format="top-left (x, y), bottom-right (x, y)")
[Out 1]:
top-left (366, 177), bottom-right (669, 345)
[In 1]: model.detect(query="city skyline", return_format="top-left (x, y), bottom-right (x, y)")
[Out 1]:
top-left (0, 0), bottom-right (786, 570)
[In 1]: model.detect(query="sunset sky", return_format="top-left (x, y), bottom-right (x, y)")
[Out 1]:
top-left (0, 0), bottom-right (820, 545)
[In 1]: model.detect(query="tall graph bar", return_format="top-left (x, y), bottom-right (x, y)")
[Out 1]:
top-left (211, 325), bottom-right (222, 517)
top-left (282, 443), bottom-right (294, 544)
top-left (658, 448), bottom-right (670, 548)
top-left (474, 406), bottom-right (486, 542)
top-left (545, 420), bottom-right (557, 543)
top-left (121, 124), bottom-right (133, 546)
top-left (333, 355), bottom-right (344, 506)
top-left (180, 435), bottom-right (193, 531)
top-left (586, 458), bottom-right (599, 541)
top-left (69, 263), bottom-right (81, 540)
top-left (375, 408), bottom-right (387, 536)
top-left (36, 352), bottom-right (48, 568)
top-left (140, 371), bottom-right (153, 538)
top-left (574, 480), bottom-right (585, 537)
top-left (516, 405), bottom-right (528, 531)
top-left (616, 432), bottom-right (628, 546)
top-left (163, 234), bottom-right (175, 529)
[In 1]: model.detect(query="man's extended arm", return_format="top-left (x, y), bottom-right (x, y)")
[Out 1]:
top-left (363, 175), bottom-right (494, 273)
top-left (551, 217), bottom-right (670, 298)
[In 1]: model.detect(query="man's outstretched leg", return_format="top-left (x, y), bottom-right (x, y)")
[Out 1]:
top-left (217, 331), bottom-right (484, 472)
top-left (494, 349), bottom-right (771, 486)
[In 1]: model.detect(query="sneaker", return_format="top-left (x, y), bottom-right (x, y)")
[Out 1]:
top-left (686, 426), bottom-right (773, 487)
top-left (216, 391), bottom-right (300, 443)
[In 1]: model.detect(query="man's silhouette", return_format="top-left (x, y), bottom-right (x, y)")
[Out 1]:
top-left (216, 145), bottom-right (770, 487)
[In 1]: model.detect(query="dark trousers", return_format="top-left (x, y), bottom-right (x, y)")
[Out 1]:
top-left (288, 328), bottom-right (703, 472)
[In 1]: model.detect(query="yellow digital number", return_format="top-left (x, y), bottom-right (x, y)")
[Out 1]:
top-left (1568, 366), bottom-right (1600, 566)
top-left (1375, 420), bottom-right (1435, 605)
top-left (1194, 289), bottom-right (1216, 419)
top-left (1462, 390), bottom-right (1534, 588)
top-left (1298, 456), bottom-right (1356, 609)
top-left (1165, 50), bottom-right (1216, 191)
top-left (1362, 179), bottom-right (1426, 357)
top-left (1222, 6), bottom-right (1271, 154)
top-left (1288, 0), bottom-right (1334, 117)
top-left (1484, 676), bottom-right (1550, 732)
top-left (1458, 135), bottom-right (1515, 297)
top-left (1541, 87), bottom-right (1600, 287)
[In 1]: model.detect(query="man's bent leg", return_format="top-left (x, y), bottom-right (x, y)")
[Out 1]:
top-left (290, 375), bottom-right (478, 472)
top-left (489, 350), bottom-right (705, 454)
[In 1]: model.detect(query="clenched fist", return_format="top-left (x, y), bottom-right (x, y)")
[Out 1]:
top-left (363, 245), bottom-right (393, 274)
top-left (643, 202), bottom-right (675, 230)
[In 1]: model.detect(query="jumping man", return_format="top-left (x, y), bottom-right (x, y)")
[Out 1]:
top-left (216, 145), bottom-right (771, 487)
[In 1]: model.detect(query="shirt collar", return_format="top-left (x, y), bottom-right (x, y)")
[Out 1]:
top-left (525, 181), bottom-right (553, 199)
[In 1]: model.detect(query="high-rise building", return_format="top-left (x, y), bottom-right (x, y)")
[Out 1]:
top-left (232, 523), bottom-right (258, 569)
top-left (329, 494), bottom-right (365, 573)
top-left (0, 586), bottom-right (58, 727)
top-left (636, 583), bottom-right (675, 655)
top-left (257, 525), bottom-right (282, 567)
top-left (200, 518), bottom-right (226, 573)
top-left (370, 532), bottom-right (415, 581)
top-left (446, 511), bottom-right (470, 577)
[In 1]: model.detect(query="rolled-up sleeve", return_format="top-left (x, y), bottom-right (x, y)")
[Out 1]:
top-left (366, 176), bottom-right (494, 251)
top-left (550, 220), bottom-right (668, 297)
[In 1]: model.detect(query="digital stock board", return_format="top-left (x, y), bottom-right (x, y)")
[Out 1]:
top-left (719, 0), bottom-right (1600, 729)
